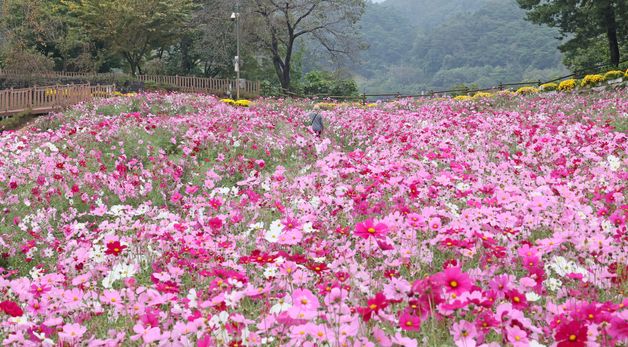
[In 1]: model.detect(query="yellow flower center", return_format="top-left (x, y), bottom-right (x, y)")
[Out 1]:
top-left (367, 227), bottom-right (376, 234)
top-left (301, 298), bottom-right (308, 305)
top-left (513, 296), bottom-right (520, 303)
top-left (569, 335), bottom-right (577, 341)
top-left (369, 304), bottom-right (377, 310)
top-left (515, 336), bottom-right (521, 341)
top-left (406, 321), bottom-right (413, 326)
top-left (450, 280), bottom-right (458, 288)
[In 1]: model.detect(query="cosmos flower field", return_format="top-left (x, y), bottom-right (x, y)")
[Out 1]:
top-left (0, 90), bottom-right (626, 346)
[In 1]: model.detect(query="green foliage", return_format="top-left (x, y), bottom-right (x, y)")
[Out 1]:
top-left (516, 0), bottom-right (626, 68)
top-left (301, 70), bottom-right (358, 96)
top-left (0, 110), bottom-right (35, 131)
top-left (67, 0), bottom-right (196, 75)
top-left (350, 0), bottom-right (568, 93)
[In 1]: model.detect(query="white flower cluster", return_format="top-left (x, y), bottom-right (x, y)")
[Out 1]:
top-left (606, 155), bottom-right (621, 171)
top-left (543, 256), bottom-right (589, 292)
top-left (102, 263), bottom-right (137, 288)
top-left (210, 186), bottom-right (239, 198)
top-left (264, 219), bottom-right (283, 243)
top-left (547, 256), bottom-right (588, 278)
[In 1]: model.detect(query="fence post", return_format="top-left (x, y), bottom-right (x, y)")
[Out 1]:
top-left (498, 82), bottom-right (503, 91)
top-left (362, 93), bottom-right (366, 105)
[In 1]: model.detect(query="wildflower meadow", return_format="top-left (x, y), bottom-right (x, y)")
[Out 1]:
top-left (0, 90), bottom-right (626, 346)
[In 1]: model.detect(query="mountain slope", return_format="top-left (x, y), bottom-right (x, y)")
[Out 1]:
top-left (353, 0), bottom-right (568, 93)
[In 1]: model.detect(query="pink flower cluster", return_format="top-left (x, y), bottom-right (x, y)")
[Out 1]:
top-left (0, 91), bottom-right (626, 346)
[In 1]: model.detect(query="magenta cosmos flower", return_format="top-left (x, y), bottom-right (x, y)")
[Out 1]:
top-left (354, 218), bottom-right (389, 239)
top-left (433, 266), bottom-right (473, 296)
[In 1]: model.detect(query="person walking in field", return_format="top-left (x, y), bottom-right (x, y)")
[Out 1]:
top-left (306, 104), bottom-right (324, 137)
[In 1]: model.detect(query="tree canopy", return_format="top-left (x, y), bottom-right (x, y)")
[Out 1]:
top-left (516, 0), bottom-right (627, 68)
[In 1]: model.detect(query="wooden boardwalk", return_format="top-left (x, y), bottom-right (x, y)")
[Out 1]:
top-left (0, 84), bottom-right (115, 119)
top-left (0, 69), bottom-right (261, 97)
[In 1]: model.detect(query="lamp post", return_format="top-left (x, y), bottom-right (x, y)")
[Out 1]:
top-left (231, 2), bottom-right (241, 100)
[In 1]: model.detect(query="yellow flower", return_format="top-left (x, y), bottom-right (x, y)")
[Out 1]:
top-left (454, 95), bottom-right (473, 101)
top-left (580, 74), bottom-right (604, 88)
top-left (220, 98), bottom-right (236, 105)
top-left (316, 102), bottom-right (336, 110)
top-left (235, 99), bottom-right (251, 107)
top-left (515, 86), bottom-right (539, 95)
top-left (558, 79), bottom-right (577, 91)
top-left (473, 92), bottom-right (492, 99)
top-left (604, 70), bottom-right (624, 81)
top-left (540, 83), bottom-right (558, 91)
top-left (497, 90), bottom-right (516, 97)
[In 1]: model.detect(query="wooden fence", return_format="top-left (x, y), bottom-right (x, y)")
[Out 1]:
top-left (0, 84), bottom-right (116, 119)
top-left (0, 69), bottom-right (261, 97)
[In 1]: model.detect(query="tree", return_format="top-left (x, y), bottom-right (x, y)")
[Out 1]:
top-left (250, 0), bottom-right (364, 92)
top-left (69, 0), bottom-right (195, 75)
top-left (301, 70), bottom-right (358, 96)
top-left (516, 0), bottom-right (626, 67)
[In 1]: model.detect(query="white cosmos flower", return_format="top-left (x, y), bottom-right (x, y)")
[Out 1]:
top-left (187, 289), bottom-right (198, 308)
top-left (545, 278), bottom-right (562, 292)
top-left (90, 245), bottom-right (106, 264)
top-left (264, 229), bottom-right (280, 243)
top-left (269, 297), bottom-right (292, 314)
top-left (302, 222), bottom-right (315, 234)
top-left (263, 266), bottom-right (278, 279)
top-left (607, 155), bottom-right (621, 171)
top-left (525, 292), bottom-right (541, 302)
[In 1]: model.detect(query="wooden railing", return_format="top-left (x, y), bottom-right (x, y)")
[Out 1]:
top-left (136, 74), bottom-right (260, 97)
top-left (0, 69), bottom-right (261, 97)
top-left (0, 84), bottom-right (116, 119)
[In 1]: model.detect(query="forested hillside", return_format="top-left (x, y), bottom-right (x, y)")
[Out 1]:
top-left (351, 0), bottom-right (569, 93)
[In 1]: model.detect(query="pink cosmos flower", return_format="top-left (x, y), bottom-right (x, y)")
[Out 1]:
top-left (355, 218), bottom-right (389, 239)
top-left (131, 323), bottom-right (162, 344)
top-left (58, 323), bottom-right (86, 342)
top-left (506, 325), bottom-right (529, 346)
top-left (451, 320), bottom-right (477, 347)
top-left (292, 288), bottom-right (319, 311)
top-left (399, 310), bottom-right (420, 331)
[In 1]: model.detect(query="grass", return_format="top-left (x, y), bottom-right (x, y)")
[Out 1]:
top-left (0, 110), bottom-right (37, 131)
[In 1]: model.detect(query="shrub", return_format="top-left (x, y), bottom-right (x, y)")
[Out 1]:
top-left (473, 92), bottom-right (492, 99)
top-left (580, 74), bottom-right (605, 88)
top-left (316, 102), bottom-right (337, 110)
top-left (234, 100), bottom-right (251, 107)
top-left (302, 71), bottom-right (358, 97)
top-left (0, 110), bottom-right (36, 131)
top-left (604, 70), bottom-right (624, 81)
top-left (516, 86), bottom-right (539, 95)
top-left (540, 83), bottom-right (558, 91)
top-left (497, 90), bottom-right (516, 97)
top-left (558, 79), bottom-right (577, 91)
top-left (453, 95), bottom-right (472, 101)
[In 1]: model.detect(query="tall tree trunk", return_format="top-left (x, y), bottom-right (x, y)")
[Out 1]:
top-left (125, 53), bottom-right (137, 76)
top-left (281, 61), bottom-right (291, 92)
top-left (604, 2), bottom-right (620, 66)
